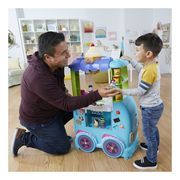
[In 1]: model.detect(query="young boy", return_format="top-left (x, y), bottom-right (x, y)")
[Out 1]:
top-left (120, 33), bottom-right (164, 169)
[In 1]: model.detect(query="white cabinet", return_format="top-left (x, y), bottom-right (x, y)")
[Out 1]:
top-left (159, 47), bottom-right (171, 74)
top-left (19, 18), bottom-right (83, 62)
top-left (158, 23), bottom-right (171, 74)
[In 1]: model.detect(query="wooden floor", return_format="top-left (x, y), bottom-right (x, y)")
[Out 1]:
top-left (8, 72), bottom-right (172, 172)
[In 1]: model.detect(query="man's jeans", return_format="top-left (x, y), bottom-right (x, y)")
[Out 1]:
top-left (20, 111), bottom-right (73, 155)
top-left (141, 103), bottom-right (164, 163)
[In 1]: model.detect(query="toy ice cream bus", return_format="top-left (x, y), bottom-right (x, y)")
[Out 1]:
top-left (69, 53), bottom-right (138, 159)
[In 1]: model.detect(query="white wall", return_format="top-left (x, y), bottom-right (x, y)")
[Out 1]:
top-left (124, 9), bottom-right (154, 56)
top-left (152, 9), bottom-right (171, 28)
top-left (23, 8), bottom-right (157, 55)
top-left (9, 8), bottom-right (172, 73)
top-left (23, 8), bottom-right (125, 49)
top-left (124, 9), bottom-right (153, 33)
top-left (8, 9), bottom-right (25, 68)
top-left (123, 8), bottom-right (172, 74)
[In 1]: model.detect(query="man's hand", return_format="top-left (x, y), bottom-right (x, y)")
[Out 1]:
top-left (98, 86), bottom-right (120, 98)
top-left (121, 55), bottom-right (132, 62)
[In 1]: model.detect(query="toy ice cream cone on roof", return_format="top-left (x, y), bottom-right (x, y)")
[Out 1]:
top-left (85, 43), bottom-right (104, 64)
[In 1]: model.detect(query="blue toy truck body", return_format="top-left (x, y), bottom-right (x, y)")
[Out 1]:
top-left (69, 56), bottom-right (139, 159)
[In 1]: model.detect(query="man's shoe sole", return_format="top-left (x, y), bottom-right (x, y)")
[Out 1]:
top-left (11, 128), bottom-right (19, 157)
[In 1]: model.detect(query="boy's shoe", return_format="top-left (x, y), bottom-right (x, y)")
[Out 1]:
top-left (139, 142), bottom-right (148, 150)
top-left (133, 156), bottom-right (157, 170)
top-left (140, 142), bottom-right (159, 153)
top-left (11, 128), bottom-right (26, 157)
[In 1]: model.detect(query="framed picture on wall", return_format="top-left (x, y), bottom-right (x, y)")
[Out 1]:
top-left (84, 21), bottom-right (93, 33)
top-left (108, 32), bottom-right (117, 41)
top-left (95, 27), bottom-right (106, 38)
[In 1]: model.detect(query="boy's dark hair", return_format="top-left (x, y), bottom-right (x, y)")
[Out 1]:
top-left (135, 33), bottom-right (163, 57)
top-left (38, 31), bottom-right (65, 60)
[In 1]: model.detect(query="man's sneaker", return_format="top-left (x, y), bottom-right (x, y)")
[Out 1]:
top-left (68, 135), bottom-right (73, 143)
top-left (139, 142), bottom-right (159, 153)
top-left (11, 128), bottom-right (26, 157)
top-left (133, 156), bottom-right (157, 170)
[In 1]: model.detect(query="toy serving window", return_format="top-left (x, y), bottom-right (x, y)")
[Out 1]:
top-left (85, 110), bottom-right (111, 129)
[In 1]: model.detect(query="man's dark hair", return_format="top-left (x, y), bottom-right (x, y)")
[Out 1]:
top-left (135, 33), bottom-right (163, 57)
top-left (38, 31), bottom-right (65, 60)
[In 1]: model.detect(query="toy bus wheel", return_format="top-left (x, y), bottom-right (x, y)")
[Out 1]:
top-left (102, 137), bottom-right (124, 158)
top-left (77, 134), bottom-right (96, 153)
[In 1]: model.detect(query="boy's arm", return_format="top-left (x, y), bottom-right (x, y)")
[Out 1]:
top-left (122, 82), bottom-right (150, 96)
top-left (121, 56), bottom-right (143, 73)
top-left (121, 68), bottom-right (156, 96)
top-left (130, 60), bottom-right (143, 73)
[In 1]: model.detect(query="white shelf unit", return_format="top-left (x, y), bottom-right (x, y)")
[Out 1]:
top-left (19, 18), bottom-right (83, 62)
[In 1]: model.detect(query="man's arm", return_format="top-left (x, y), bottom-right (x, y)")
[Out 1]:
top-left (30, 75), bottom-right (119, 112)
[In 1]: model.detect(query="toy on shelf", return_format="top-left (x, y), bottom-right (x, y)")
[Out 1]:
top-left (69, 54), bottom-right (138, 159)
top-left (88, 84), bottom-right (93, 92)
top-left (110, 59), bottom-right (129, 102)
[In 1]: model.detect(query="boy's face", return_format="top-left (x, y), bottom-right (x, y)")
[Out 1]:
top-left (135, 44), bottom-right (147, 63)
top-left (135, 44), bottom-right (153, 63)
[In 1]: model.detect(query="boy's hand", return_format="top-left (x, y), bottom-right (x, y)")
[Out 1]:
top-left (121, 55), bottom-right (132, 62)
top-left (117, 88), bottom-right (122, 94)
top-left (98, 86), bottom-right (120, 97)
top-left (113, 87), bottom-right (122, 94)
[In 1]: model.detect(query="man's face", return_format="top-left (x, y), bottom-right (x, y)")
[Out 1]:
top-left (45, 41), bottom-right (71, 70)
top-left (135, 44), bottom-right (147, 63)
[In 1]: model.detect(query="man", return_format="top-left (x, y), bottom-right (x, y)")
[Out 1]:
top-left (12, 32), bottom-right (119, 156)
